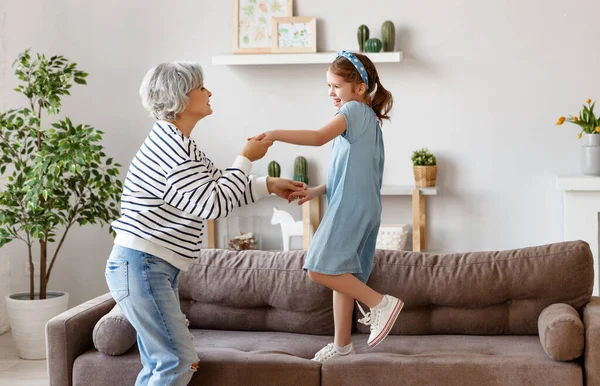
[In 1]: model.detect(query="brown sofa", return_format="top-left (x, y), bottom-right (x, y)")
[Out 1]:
top-left (47, 240), bottom-right (599, 386)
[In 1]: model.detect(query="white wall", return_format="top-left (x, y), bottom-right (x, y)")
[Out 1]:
top-left (1, 0), bottom-right (599, 306)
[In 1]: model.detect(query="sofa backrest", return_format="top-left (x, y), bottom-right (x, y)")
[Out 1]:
top-left (179, 249), bottom-right (334, 335)
top-left (356, 240), bottom-right (593, 335)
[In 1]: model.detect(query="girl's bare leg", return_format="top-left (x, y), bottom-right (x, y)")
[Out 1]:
top-left (308, 271), bottom-right (383, 308)
top-left (333, 291), bottom-right (355, 347)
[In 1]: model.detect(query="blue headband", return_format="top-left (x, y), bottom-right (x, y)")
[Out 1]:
top-left (336, 50), bottom-right (369, 89)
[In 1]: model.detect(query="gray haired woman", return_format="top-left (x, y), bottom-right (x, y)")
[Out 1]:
top-left (105, 61), bottom-right (305, 385)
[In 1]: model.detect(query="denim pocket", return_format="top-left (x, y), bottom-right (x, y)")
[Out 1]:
top-left (105, 260), bottom-right (129, 302)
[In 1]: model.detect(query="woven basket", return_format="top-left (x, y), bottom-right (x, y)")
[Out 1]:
top-left (413, 165), bottom-right (437, 187)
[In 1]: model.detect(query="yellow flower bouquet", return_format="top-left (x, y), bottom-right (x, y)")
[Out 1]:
top-left (556, 99), bottom-right (600, 139)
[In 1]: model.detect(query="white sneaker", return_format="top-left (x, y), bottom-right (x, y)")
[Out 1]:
top-left (357, 295), bottom-right (404, 348)
top-left (311, 343), bottom-right (355, 362)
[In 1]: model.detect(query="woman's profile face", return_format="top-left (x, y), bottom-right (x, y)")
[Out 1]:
top-left (183, 85), bottom-right (213, 120)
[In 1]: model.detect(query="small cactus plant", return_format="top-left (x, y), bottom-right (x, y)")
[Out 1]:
top-left (268, 161), bottom-right (281, 178)
top-left (357, 25), bottom-right (370, 52)
top-left (293, 156), bottom-right (309, 185)
top-left (364, 38), bottom-right (382, 53)
top-left (381, 21), bottom-right (395, 52)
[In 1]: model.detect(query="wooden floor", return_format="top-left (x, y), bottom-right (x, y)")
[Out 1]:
top-left (0, 332), bottom-right (48, 386)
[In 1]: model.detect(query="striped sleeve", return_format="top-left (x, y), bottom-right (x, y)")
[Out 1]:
top-left (163, 155), bottom-right (269, 219)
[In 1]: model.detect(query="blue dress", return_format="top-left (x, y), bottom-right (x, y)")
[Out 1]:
top-left (303, 101), bottom-right (384, 283)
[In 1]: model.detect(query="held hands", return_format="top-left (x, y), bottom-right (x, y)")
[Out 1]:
top-left (288, 187), bottom-right (319, 205)
top-left (241, 133), bottom-right (273, 161)
top-left (247, 131), bottom-right (275, 142)
top-left (267, 178), bottom-right (306, 201)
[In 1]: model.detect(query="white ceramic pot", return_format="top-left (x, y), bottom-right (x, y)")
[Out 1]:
top-left (0, 254), bottom-right (9, 334)
top-left (6, 291), bottom-right (69, 359)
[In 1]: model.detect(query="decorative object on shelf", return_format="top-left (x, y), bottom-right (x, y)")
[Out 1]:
top-left (226, 216), bottom-right (260, 250)
top-left (228, 232), bottom-right (258, 250)
top-left (364, 38), bottom-right (382, 53)
top-left (381, 21), bottom-right (395, 52)
top-left (376, 224), bottom-right (409, 250)
top-left (271, 208), bottom-right (303, 251)
top-left (412, 147), bottom-right (438, 187)
top-left (357, 24), bottom-right (370, 52)
top-left (272, 16), bottom-right (317, 53)
top-left (233, 0), bottom-right (293, 54)
top-left (293, 156), bottom-right (309, 184)
top-left (556, 99), bottom-right (600, 176)
top-left (268, 160), bottom-right (281, 177)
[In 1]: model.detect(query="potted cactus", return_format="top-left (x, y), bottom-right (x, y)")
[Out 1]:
top-left (411, 148), bottom-right (437, 187)
top-left (357, 25), bottom-right (370, 52)
top-left (268, 160), bottom-right (281, 178)
top-left (293, 156), bottom-right (309, 185)
top-left (381, 21), bottom-right (395, 52)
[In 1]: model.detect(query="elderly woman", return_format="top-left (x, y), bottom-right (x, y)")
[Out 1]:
top-left (105, 61), bottom-right (305, 385)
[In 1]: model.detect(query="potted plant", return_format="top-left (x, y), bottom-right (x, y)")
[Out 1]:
top-left (0, 50), bottom-right (122, 359)
top-left (411, 147), bottom-right (437, 187)
top-left (556, 99), bottom-right (600, 176)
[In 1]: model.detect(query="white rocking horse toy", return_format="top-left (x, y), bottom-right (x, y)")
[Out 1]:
top-left (271, 208), bottom-right (304, 251)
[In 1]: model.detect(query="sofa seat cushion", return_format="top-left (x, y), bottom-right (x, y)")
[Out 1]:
top-left (322, 335), bottom-right (583, 386)
top-left (73, 329), bottom-right (330, 386)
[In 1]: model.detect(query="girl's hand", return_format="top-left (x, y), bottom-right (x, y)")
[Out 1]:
top-left (289, 187), bottom-right (319, 205)
top-left (248, 131), bottom-right (274, 141)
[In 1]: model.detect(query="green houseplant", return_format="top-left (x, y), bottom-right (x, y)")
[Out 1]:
top-left (411, 147), bottom-right (437, 187)
top-left (0, 50), bottom-right (122, 359)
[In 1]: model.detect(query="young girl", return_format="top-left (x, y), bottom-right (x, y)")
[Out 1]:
top-left (254, 50), bottom-right (403, 362)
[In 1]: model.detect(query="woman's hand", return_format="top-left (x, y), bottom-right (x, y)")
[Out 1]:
top-left (241, 134), bottom-right (273, 161)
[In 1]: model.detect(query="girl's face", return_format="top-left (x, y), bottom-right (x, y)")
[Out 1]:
top-left (326, 70), bottom-right (365, 111)
top-left (183, 85), bottom-right (213, 119)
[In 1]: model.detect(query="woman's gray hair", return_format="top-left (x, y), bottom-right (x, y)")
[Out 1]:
top-left (139, 62), bottom-right (204, 120)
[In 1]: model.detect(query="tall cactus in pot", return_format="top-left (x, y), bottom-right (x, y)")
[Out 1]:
top-left (381, 21), bottom-right (395, 52)
top-left (357, 25), bottom-right (370, 52)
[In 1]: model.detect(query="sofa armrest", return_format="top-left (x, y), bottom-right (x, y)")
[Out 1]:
top-left (46, 293), bottom-right (115, 386)
top-left (584, 296), bottom-right (600, 386)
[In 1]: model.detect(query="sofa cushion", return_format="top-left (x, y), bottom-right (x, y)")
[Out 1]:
top-left (538, 303), bottom-right (584, 361)
top-left (357, 240), bottom-right (593, 335)
top-left (322, 335), bottom-right (583, 386)
top-left (74, 329), bottom-right (329, 386)
top-left (179, 249), bottom-right (334, 335)
top-left (92, 304), bottom-right (137, 355)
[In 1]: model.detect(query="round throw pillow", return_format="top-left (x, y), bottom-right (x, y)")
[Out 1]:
top-left (538, 303), bottom-right (584, 361)
top-left (92, 304), bottom-right (137, 356)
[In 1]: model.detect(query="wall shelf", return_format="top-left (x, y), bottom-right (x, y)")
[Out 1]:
top-left (212, 51), bottom-right (403, 66)
top-left (381, 185), bottom-right (438, 196)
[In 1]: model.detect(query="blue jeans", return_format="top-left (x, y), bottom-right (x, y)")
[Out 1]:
top-left (105, 245), bottom-right (198, 386)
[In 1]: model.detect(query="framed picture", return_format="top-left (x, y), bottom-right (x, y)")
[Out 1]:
top-left (271, 16), bottom-right (317, 53)
top-left (233, 0), bottom-right (293, 54)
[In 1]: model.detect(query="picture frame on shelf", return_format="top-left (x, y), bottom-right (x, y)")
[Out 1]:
top-left (271, 16), bottom-right (317, 53)
top-left (233, 0), bottom-right (293, 54)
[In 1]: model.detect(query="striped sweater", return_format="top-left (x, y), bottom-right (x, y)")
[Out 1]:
top-left (111, 120), bottom-right (269, 271)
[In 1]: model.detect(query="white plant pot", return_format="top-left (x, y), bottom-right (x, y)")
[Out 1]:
top-left (0, 255), bottom-right (10, 334)
top-left (6, 291), bottom-right (69, 359)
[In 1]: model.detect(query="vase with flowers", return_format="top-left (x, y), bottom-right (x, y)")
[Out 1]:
top-left (556, 99), bottom-right (600, 175)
